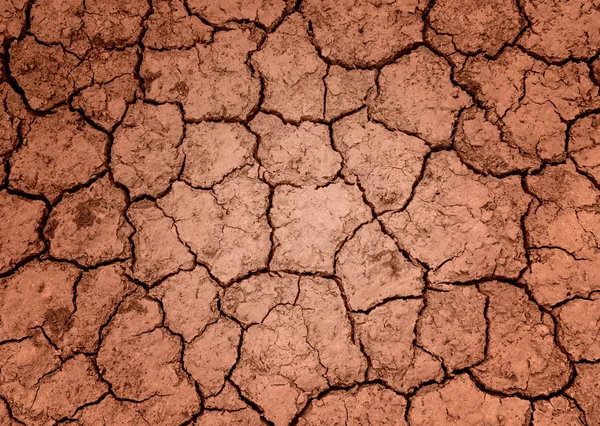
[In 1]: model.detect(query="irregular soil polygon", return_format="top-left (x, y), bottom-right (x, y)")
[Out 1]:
top-left (325, 66), bottom-right (376, 121)
top-left (522, 248), bottom-right (600, 308)
top-left (270, 181), bottom-right (372, 274)
top-left (555, 293), bottom-right (600, 361)
top-left (333, 109), bottom-right (429, 212)
top-left (144, 0), bottom-right (212, 49)
top-left (0, 260), bottom-right (79, 342)
top-left (222, 271), bottom-right (299, 326)
top-left (0, 191), bottom-right (46, 274)
top-left (428, 0), bottom-right (525, 56)
top-left (525, 162), bottom-right (600, 259)
top-left (417, 286), bottom-right (487, 371)
top-left (250, 112), bottom-right (341, 186)
top-left (296, 384), bottom-right (408, 426)
top-left (194, 408), bottom-right (265, 426)
top-left (112, 102), bottom-right (184, 199)
top-left (49, 263), bottom-right (135, 357)
top-left (127, 200), bottom-right (195, 286)
top-left (183, 317), bottom-right (241, 396)
top-left (158, 166), bottom-right (271, 283)
top-left (518, 0), bottom-right (600, 62)
top-left (565, 363), bottom-right (600, 426)
top-left (335, 221), bottom-right (424, 311)
top-left (301, 0), bottom-right (426, 68)
top-left (533, 396), bottom-right (586, 426)
top-left (181, 122), bottom-right (256, 188)
top-left (30, 355), bottom-right (108, 423)
top-left (232, 276), bottom-right (366, 426)
top-left (367, 47), bottom-right (471, 148)
top-left (72, 48), bottom-right (141, 131)
top-left (251, 14), bottom-right (326, 122)
top-left (472, 282), bottom-right (572, 397)
top-left (454, 106), bottom-right (543, 176)
top-left (29, 0), bottom-right (90, 56)
top-left (9, 36), bottom-right (91, 111)
top-left (141, 25), bottom-right (262, 122)
top-left (569, 113), bottom-right (600, 185)
top-left (352, 299), bottom-right (444, 393)
top-left (81, 0), bottom-right (150, 49)
top-left (525, 62), bottom-right (600, 121)
top-left (408, 374), bottom-right (532, 426)
top-left (382, 151), bottom-right (531, 284)
top-left (149, 266), bottom-right (222, 342)
top-left (454, 47), bottom-right (536, 117)
top-left (0, 331), bottom-right (62, 425)
top-left (9, 107), bottom-right (108, 202)
top-left (45, 176), bottom-right (133, 267)
top-left (97, 291), bottom-right (200, 424)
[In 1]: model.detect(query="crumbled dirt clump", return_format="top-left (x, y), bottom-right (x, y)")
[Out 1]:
top-left (3, 2), bottom-right (600, 425)
top-left (0, 0), bottom-right (27, 43)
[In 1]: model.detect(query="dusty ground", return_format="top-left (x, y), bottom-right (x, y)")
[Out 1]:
top-left (0, 0), bottom-right (600, 425)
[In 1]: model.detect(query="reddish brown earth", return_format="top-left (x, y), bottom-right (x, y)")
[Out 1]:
top-left (0, 0), bottom-right (599, 425)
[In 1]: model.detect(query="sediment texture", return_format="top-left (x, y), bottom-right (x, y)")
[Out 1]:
top-left (0, 1), bottom-right (598, 425)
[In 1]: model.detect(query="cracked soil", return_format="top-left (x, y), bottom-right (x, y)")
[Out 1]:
top-left (1, 0), bottom-right (600, 425)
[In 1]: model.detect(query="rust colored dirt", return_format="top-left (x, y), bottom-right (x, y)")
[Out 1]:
top-left (1, 0), bottom-right (600, 425)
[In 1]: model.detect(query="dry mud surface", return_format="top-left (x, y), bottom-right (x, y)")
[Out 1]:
top-left (1, 0), bottom-right (600, 425)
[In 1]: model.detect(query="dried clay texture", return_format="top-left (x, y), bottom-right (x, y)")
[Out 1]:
top-left (2, 2), bottom-right (600, 426)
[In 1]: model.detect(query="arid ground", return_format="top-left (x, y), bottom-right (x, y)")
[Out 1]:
top-left (1, 0), bottom-right (600, 425)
